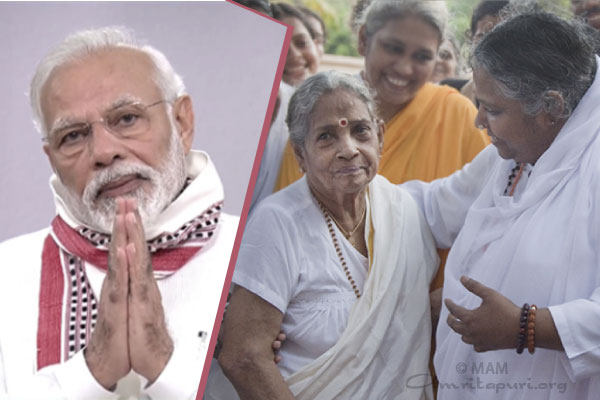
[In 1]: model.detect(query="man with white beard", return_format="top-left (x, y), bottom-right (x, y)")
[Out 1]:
top-left (0, 26), bottom-right (238, 399)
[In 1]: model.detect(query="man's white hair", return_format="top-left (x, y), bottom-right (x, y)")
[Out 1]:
top-left (30, 26), bottom-right (186, 137)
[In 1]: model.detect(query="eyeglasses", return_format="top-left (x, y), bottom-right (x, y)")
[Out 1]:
top-left (44, 99), bottom-right (169, 157)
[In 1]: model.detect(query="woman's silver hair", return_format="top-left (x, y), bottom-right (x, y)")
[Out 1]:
top-left (472, 9), bottom-right (598, 118)
top-left (361, 0), bottom-right (448, 43)
top-left (286, 70), bottom-right (377, 147)
top-left (30, 26), bottom-right (186, 137)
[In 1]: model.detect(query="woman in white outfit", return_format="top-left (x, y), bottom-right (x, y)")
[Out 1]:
top-left (219, 70), bottom-right (439, 399)
top-left (404, 9), bottom-right (600, 399)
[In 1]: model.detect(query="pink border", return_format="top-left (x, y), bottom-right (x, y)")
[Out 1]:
top-left (195, 1), bottom-right (293, 398)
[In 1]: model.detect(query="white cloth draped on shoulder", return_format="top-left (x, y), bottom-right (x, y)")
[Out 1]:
top-left (285, 175), bottom-right (438, 399)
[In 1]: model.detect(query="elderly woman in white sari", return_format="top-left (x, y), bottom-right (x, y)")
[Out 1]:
top-left (404, 10), bottom-right (600, 399)
top-left (218, 71), bottom-right (439, 399)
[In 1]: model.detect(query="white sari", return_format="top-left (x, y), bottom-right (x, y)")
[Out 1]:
top-left (405, 57), bottom-right (600, 400)
top-left (286, 175), bottom-right (438, 399)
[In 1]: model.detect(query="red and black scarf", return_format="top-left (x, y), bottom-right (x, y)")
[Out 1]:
top-left (37, 201), bottom-right (223, 370)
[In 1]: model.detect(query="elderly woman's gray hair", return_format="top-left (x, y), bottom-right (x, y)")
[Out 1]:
top-left (286, 71), bottom-right (377, 147)
top-left (472, 11), bottom-right (598, 119)
top-left (30, 26), bottom-right (186, 137)
top-left (360, 0), bottom-right (448, 43)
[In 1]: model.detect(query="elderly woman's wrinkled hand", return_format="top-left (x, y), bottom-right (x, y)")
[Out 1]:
top-left (445, 276), bottom-right (521, 353)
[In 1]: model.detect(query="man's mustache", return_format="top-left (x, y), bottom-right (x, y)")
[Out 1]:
top-left (84, 164), bottom-right (155, 203)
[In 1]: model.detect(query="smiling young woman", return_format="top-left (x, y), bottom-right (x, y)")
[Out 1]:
top-left (359, 15), bottom-right (440, 121)
top-left (277, 0), bottom-right (488, 187)
top-left (271, 3), bottom-right (319, 87)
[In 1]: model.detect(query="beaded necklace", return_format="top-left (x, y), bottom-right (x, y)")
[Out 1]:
top-left (326, 205), bottom-right (366, 247)
top-left (312, 194), bottom-right (364, 298)
top-left (504, 162), bottom-right (526, 196)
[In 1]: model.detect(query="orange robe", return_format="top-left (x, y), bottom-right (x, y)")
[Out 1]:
top-left (274, 83), bottom-right (490, 289)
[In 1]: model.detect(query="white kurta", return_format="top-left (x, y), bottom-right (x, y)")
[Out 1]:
top-left (236, 176), bottom-right (369, 378)
top-left (404, 58), bottom-right (600, 399)
top-left (231, 175), bottom-right (438, 399)
top-left (0, 151), bottom-right (238, 400)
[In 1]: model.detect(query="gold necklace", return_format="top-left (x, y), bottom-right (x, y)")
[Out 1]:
top-left (327, 205), bottom-right (366, 243)
top-left (313, 194), bottom-right (362, 298)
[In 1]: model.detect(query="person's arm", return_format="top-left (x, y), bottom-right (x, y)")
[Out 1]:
top-left (546, 292), bottom-right (600, 380)
top-left (141, 341), bottom-right (204, 399)
top-left (1, 342), bottom-right (200, 400)
top-left (402, 145), bottom-right (497, 249)
top-left (1, 200), bottom-right (132, 399)
top-left (0, 232), bottom-right (119, 399)
top-left (545, 172), bottom-right (600, 381)
top-left (430, 287), bottom-right (443, 338)
top-left (85, 198), bottom-right (173, 387)
top-left (219, 286), bottom-right (295, 400)
top-left (41, 353), bottom-right (121, 399)
top-left (41, 199), bottom-right (178, 399)
top-left (0, 351), bottom-right (118, 399)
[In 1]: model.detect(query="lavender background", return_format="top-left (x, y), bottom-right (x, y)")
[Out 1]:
top-left (0, 1), bottom-right (286, 242)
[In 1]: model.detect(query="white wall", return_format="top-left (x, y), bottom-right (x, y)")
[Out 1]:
top-left (0, 1), bottom-right (286, 241)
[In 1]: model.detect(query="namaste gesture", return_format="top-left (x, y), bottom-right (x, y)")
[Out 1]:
top-left (85, 198), bottom-right (173, 390)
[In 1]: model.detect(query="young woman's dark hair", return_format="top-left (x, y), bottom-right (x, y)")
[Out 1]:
top-left (271, 3), bottom-right (315, 39)
top-left (232, 0), bottom-right (273, 17)
top-left (468, 0), bottom-right (509, 39)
